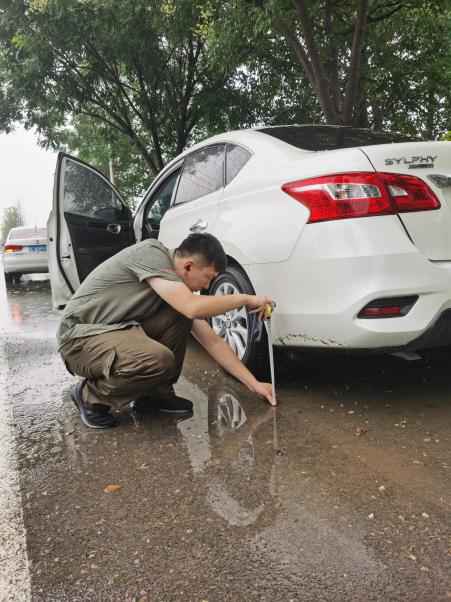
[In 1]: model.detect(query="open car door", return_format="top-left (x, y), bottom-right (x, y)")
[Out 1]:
top-left (48, 152), bottom-right (134, 309)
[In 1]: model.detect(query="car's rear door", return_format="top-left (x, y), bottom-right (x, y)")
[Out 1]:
top-left (159, 144), bottom-right (225, 248)
top-left (48, 152), bottom-right (134, 308)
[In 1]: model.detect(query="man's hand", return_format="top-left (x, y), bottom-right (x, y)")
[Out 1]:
top-left (246, 295), bottom-right (274, 320)
top-left (247, 381), bottom-right (276, 406)
top-left (192, 320), bottom-right (277, 407)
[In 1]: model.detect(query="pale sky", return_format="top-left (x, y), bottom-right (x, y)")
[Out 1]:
top-left (0, 126), bottom-right (58, 227)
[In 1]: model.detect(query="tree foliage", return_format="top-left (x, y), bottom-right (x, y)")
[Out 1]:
top-left (363, 2), bottom-right (451, 138)
top-left (0, 0), bottom-right (450, 198)
top-left (1, 204), bottom-right (25, 244)
top-left (211, 0), bottom-right (451, 132)
top-left (0, 0), bottom-right (257, 175)
top-left (58, 115), bottom-right (149, 204)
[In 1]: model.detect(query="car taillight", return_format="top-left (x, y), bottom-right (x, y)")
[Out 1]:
top-left (4, 244), bottom-right (23, 253)
top-left (379, 173), bottom-right (440, 212)
top-left (282, 172), bottom-right (440, 223)
top-left (358, 295), bottom-right (418, 319)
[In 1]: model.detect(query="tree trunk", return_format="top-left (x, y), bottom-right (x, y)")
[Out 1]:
top-left (342, 0), bottom-right (369, 125)
top-left (286, 0), bottom-right (370, 126)
top-left (425, 84), bottom-right (436, 140)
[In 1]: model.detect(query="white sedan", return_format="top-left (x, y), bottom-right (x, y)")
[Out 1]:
top-left (3, 225), bottom-right (48, 284)
top-left (48, 125), bottom-right (451, 369)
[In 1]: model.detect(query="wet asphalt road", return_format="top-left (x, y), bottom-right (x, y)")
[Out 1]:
top-left (0, 274), bottom-right (450, 602)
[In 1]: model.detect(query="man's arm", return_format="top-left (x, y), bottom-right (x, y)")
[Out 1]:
top-left (191, 318), bottom-right (275, 406)
top-left (148, 277), bottom-right (272, 320)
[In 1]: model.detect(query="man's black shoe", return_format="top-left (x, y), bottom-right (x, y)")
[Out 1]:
top-left (132, 394), bottom-right (193, 416)
top-left (130, 398), bottom-right (156, 414)
top-left (71, 380), bottom-right (118, 429)
top-left (158, 395), bottom-right (193, 415)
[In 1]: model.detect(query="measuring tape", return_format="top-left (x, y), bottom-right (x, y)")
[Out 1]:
top-left (263, 302), bottom-right (276, 405)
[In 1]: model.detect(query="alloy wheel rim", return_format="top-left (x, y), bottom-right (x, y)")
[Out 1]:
top-left (211, 281), bottom-right (249, 359)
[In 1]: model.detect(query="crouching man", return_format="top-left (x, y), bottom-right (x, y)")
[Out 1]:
top-left (58, 233), bottom-right (275, 429)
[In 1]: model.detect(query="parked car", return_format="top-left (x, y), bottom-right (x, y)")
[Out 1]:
top-left (48, 125), bottom-right (451, 369)
top-left (3, 225), bottom-right (49, 284)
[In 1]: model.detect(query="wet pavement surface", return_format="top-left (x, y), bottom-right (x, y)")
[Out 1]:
top-left (0, 273), bottom-right (450, 601)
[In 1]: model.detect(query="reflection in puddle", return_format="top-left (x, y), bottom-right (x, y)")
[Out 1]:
top-left (9, 302), bottom-right (24, 324)
top-left (216, 392), bottom-right (248, 434)
top-left (176, 378), bottom-right (386, 581)
top-left (176, 378), bottom-right (211, 474)
top-left (177, 380), bottom-right (277, 527)
top-left (0, 272), bottom-right (59, 338)
top-left (206, 481), bottom-right (265, 527)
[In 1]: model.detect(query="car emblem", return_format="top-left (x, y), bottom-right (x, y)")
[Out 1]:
top-left (428, 174), bottom-right (451, 188)
top-left (384, 155), bottom-right (437, 169)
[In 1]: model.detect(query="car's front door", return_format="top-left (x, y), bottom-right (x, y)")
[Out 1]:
top-left (134, 164), bottom-right (183, 242)
top-left (159, 144), bottom-right (225, 248)
top-left (48, 152), bottom-right (134, 308)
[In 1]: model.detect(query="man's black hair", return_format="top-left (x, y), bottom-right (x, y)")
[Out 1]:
top-left (175, 233), bottom-right (227, 273)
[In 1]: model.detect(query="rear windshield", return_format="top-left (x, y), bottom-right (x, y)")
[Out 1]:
top-left (8, 227), bottom-right (47, 239)
top-left (258, 125), bottom-right (417, 151)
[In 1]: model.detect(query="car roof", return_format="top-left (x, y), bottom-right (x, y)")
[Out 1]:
top-left (159, 124), bottom-right (415, 176)
top-left (8, 226), bottom-right (47, 239)
top-left (141, 124), bottom-right (416, 204)
top-left (158, 127), bottom-right (305, 175)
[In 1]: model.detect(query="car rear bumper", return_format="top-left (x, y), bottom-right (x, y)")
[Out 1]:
top-left (398, 308), bottom-right (451, 351)
top-left (245, 216), bottom-right (451, 350)
top-left (3, 252), bottom-right (49, 274)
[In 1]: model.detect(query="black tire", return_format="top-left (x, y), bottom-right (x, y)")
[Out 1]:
top-left (208, 265), bottom-right (269, 377)
top-left (5, 272), bottom-right (22, 286)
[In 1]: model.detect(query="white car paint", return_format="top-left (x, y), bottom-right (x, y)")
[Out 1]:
top-left (3, 226), bottom-right (48, 277)
top-left (47, 209), bottom-right (77, 309)
top-left (361, 141), bottom-right (451, 260)
top-left (49, 125), bottom-right (451, 354)
top-left (161, 186), bottom-right (224, 250)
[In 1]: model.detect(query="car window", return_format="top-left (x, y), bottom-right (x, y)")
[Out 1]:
top-left (174, 144), bottom-right (225, 205)
top-left (143, 169), bottom-right (180, 238)
top-left (226, 144), bottom-right (251, 185)
top-left (258, 125), bottom-right (417, 151)
top-left (63, 158), bottom-right (125, 220)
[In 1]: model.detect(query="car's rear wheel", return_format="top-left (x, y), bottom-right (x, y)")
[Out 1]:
top-left (208, 265), bottom-right (268, 376)
top-left (5, 272), bottom-right (22, 286)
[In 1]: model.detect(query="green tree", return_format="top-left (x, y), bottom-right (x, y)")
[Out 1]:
top-left (212, 0), bottom-right (451, 132)
top-left (1, 204), bottom-right (24, 244)
top-left (0, 0), bottom-right (255, 176)
top-left (2, 0), bottom-right (450, 202)
top-left (58, 115), bottom-right (149, 205)
top-left (363, 3), bottom-right (451, 137)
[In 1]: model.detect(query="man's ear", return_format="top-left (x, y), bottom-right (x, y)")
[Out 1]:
top-left (184, 259), bottom-right (194, 272)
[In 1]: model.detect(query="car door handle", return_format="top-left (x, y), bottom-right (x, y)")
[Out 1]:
top-left (106, 223), bottom-right (122, 234)
top-left (189, 219), bottom-right (208, 232)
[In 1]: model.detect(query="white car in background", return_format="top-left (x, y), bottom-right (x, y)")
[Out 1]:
top-left (3, 225), bottom-right (48, 284)
top-left (48, 125), bottom-right (451, 369)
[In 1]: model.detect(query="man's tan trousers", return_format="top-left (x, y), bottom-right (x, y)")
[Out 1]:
top-left (61, 304), bottom-right (193, 409)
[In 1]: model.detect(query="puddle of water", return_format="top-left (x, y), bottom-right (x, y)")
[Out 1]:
top-left (0, 272), bottom-right (59, 338)
top-left (0, 278), bottom-right (33, 599)
top-left (3, 269), bottom-right (449, 599)
top-left (174, 377), bottom-right (281, 527)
